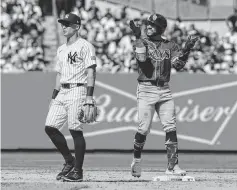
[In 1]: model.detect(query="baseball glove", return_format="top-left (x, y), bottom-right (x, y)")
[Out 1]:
top-left (78, 99), bottom-right (99, 124)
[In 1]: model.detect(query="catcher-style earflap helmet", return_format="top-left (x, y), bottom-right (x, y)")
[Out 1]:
top-left (147, 14), bottom-right (167, 35)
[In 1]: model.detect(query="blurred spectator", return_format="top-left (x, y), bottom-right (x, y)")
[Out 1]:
top-left (2, 0), bottom-right (236, 74)
top-left (120, 6), bottom-right (128, 20)
top-left (104, 8), bottom-right (113, 19)
top-left (56, 0), bottom-right (75, 17)
top-left (87, 0), bottom-right (101, 20)
top-left (73, 3), bottom-right (237, 74)
top-left (226, 8), bottom-right (237, 33)
top-left (1, 0), bottom-right (45, 72)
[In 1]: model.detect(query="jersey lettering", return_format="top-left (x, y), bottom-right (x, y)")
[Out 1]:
top-left (67, 52), bottom-right (78, 64)
top-left (148, 45), bottom-right (171, 61)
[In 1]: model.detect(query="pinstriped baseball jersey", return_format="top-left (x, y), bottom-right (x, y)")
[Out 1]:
top-left (46, 37), bottom-right (97, 131)
top-left (55, 37), bottom-right (96, 84)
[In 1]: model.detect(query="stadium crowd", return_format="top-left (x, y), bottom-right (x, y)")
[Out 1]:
top-left (1, 0), bottom-right (237, 74)
top-left (74, 1), bottom-right (237, 74)
top-left (1, 0), bottom-right (45, 72)
top-left (168, 22), bottom-right (237, 74)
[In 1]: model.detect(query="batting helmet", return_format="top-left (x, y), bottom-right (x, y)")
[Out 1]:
top-left (147, 14), bottom-right (167, 34)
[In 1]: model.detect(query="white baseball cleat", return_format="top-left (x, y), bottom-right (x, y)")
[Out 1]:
top-left (131, 158), bottom-right (141, 178)
top-left (165, 164), bottom-right (186, 176)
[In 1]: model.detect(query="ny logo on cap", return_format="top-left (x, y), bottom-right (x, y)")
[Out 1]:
top-left (152, 14), bottom-right (157, 21)
top-left (65, 14), bottom-right (69, 18)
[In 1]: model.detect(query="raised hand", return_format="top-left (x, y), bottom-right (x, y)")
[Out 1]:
top-left (183, 35), bottom-right (200, 52)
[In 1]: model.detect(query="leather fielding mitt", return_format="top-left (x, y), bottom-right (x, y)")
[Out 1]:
top-left (78, 98), bottom-right (99, 123)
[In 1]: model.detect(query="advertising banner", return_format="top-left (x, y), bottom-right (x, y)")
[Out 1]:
top-left (1, 73), bottom-right (237, 150)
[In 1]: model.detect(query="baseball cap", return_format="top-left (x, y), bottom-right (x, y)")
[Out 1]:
top-left (58, 12), bottom-right (81, 25)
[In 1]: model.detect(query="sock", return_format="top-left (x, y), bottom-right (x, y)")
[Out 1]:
top-left (45, 126), bottom-right (73, 163)
top-left (133, 132), bottom-right (146, 159)
top-left (69, 130), bottom-right (86, 172)
top-left (165, 131), bottom-right (178, 144)
top-left (165, 131), bottom-right (178, 169)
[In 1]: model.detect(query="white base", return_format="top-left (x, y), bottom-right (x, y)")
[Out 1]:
top-left (152, 175), bottom-right (195, 182)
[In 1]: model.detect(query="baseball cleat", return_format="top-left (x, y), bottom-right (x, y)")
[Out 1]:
top-left (56, 157), bottom-right (75, 180)
top-left (62, 169), bottom-right (83, 182)
top-left (131, 158), bottom-right (142, 178)
top-left (165, 164), bottom-right (186, 176)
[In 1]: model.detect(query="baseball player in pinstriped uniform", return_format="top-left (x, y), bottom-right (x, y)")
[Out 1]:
top-left (45, 12), bottom-right (97, 182)
top-left (130, 14), bottom-right (199, 178)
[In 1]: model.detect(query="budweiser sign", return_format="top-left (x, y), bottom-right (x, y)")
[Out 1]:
top-left (95, 95), bottom-right (234, 125)
top-left (1, 73), bottom-right (237, 150)
top-left (64, 74), bottom-right (237, 150)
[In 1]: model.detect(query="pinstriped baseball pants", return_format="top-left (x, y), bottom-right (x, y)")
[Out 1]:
top-left (137, 82), bottom-right (176, 135)
top-left (45, 85), bottom-right (87, 131)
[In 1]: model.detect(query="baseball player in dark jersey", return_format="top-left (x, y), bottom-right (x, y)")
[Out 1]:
top-left (130, 14), bottom-right (199, 177)
top-left (45, 12), bottom-right (97, 182)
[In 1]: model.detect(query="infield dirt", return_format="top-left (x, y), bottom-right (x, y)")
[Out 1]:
top-left (1, 153), bottom-right (237, 190)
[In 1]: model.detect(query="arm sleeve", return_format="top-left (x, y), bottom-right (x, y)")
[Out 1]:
top-left (85, 43), bottom-right (97, 68)
top-left (55, 48), bottom-right (62, 73)
top-left (171, 42), bottom-right (190, 71)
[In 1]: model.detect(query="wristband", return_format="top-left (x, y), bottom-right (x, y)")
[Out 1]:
top-left (52, 89), bottom-right (59, 99)
top-left (86, 86), bottom-right (94, 96)
top-left (84, 99), bottom-right (94, 105)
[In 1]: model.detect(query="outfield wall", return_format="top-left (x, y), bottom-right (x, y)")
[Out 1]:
top-left (1, 73), bottom-right (237, 150)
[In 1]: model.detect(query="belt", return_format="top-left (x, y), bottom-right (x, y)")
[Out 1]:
top-left (61, 83), bottom-right (84, 89)
top-left (139, 80), bottom-right (168, 87)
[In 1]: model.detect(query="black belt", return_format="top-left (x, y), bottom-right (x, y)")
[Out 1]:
top-left (61, 83), bottom-right (84, 89)
top-left (139, 80), bottom-right (166, 87)
top-left (151, 80), bottom-right (165, 87)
